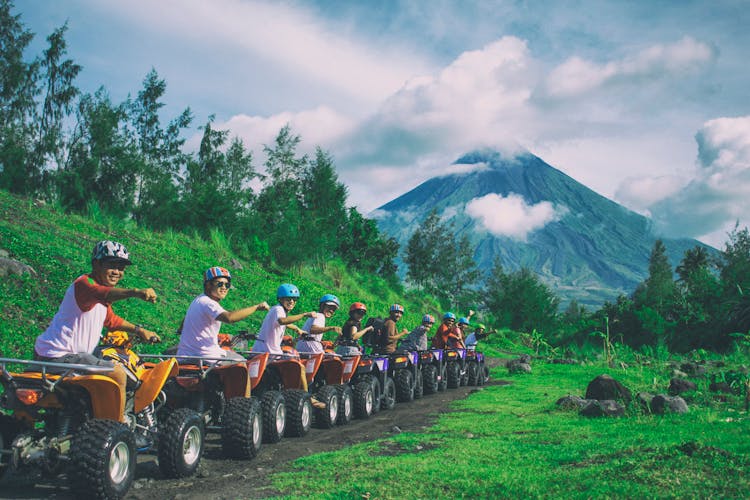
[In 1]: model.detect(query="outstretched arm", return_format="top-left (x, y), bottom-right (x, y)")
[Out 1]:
top-left (218, 301), bottom-right (270, 324)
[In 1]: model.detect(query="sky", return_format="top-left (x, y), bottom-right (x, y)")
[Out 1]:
top-left (16, 0), bottom-right (750, 248)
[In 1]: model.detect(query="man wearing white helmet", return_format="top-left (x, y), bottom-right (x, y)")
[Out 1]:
top-left (177, 266), bottom-right (270, 362)
top-left (296, 294), bottom-right (342, 354)
top-left (33, 240), bottom-right (160, 416)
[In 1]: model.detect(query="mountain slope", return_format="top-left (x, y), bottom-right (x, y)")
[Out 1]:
top-left (374, 150), bottom-right (712, 307)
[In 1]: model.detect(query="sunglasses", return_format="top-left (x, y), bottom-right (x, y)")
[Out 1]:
top-left (103, 262), bottom-right (127, 271)
top-left (214, 281), bottom-right (231, 289)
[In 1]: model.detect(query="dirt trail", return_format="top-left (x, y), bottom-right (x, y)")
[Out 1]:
top-left (1, 363), bottom-right (508, 500)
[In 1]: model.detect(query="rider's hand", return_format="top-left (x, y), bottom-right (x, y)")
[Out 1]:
top-left (306, 311), bottom-right (318, 319)
top-left (139, 328), bottom-right (161, 344)
top-left (139, 288), bottom-right (157, 303)
top-left (257, 301), bottom-right (270, 311)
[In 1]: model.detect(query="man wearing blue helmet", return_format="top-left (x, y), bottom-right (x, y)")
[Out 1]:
top-left (296, 294), bottom-right (342, 353)
top-left (400, 314), bottom-right (435, 351)
top-left (251, 283), bottom-right (317, 354)
top-left (177, 266), bottom-right (270, 361)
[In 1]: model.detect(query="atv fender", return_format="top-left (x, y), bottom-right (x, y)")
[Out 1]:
top-left (246, 353), bottom-right (269, 390)
top-left (68, 375), bottom-right (124, 421)
top-left (216, 363), bottom-right (251, 399)
top-left (135, 359), bottom-right (177, 413)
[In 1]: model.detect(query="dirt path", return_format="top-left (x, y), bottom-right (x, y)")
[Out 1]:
top-left (1, 368), bottom-right (508, 499)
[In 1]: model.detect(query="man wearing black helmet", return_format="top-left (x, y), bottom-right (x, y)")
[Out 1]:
top-left (33, 240), bottom-right (160, 414)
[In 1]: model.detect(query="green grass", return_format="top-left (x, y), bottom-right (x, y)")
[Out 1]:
top-left (269, 360), bottom-right (749, 499)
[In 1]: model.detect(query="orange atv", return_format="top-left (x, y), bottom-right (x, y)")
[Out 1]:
top-left (154, 347), bottom-right (263, 461)
top-left (0, 332), bottom-right (203, 500)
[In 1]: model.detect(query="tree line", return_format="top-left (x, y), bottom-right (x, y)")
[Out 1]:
top-left (0, 1), bottom-right (397, 278)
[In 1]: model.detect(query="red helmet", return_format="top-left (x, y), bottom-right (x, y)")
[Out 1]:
top-left (349, 302), bottom-right (367, 313)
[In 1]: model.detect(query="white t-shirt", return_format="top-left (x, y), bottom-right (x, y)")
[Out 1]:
top-left (296, 314), bottom-right (325, 353)
top-left (252, 304), bottom-right (287, 354)
top-left (465, 332), bottom-right (478, 350)
top-left (177, 294), bottom-right (228, 358)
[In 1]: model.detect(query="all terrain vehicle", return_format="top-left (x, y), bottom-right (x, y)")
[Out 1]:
top-left (418, 348), bottom-right (447, 395)
top-left (465, 349), bottom-right (490, 386)
top-left (444, 347), bottom-right (468, 389)
top-left (349, 352), bottom-right (396, 416)
top-left (0, 332), bottom-right (204, 499)
top-left (386, 349), bottom-right (422, 403)
top-left (156, 348), bottom-right (262, 461)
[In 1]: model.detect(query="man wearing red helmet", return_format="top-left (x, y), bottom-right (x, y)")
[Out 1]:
top-left (177, 266), bottom-right (270, 361)
top-left (335, 302), bottom-right (374, 355)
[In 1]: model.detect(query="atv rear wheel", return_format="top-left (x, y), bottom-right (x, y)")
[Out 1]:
top-left (381, 377), bottom-right (396, 410)
top-left (221, 397), bottom-right (262, 459)
top-left (260, 391), bottom-right (286, 443)
top-left (367, 376), bottom-right (382, 414)
top-left (335, 384), bottom-right (354, 425)
top-left (352, 381), bottom-right (374, 419)
top-left (159, 407), bottom-right (204, 477)
top-left (0, 414), bottom-right (20, 479)
top-left (283, 389), bottom-right (312, 437)
top-left (422, 364), bottom-right (439, 395)
top-left (395, 369), bottom-right (414, 403)
top-left (437, 364), bottom-right (448, 392)
top-left (446, 362), bottom-right (461, 389)
top-left (68, 419), bottom-right (136, 500)
top-left (413, 367), bottom-right (424, 399)
top-left (313, 385), bottom-right (339, 429)
top-left (467, 362), bottom-right (480, 385)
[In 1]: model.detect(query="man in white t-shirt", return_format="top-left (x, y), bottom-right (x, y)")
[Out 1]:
top-left (177, 266), bottom-right (269, 361)
top-left (296, 294), bottom-right (343, 353)
top-left (34, 240), bottom-right (160, 418)
top-left (251, 283), bottom-right (317, 355)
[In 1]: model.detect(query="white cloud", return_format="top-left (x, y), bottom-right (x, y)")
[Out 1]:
top-left (614, 175), bottom-right (688, 214)
top-left (465, 193), bottom-right (564, 241)
top-left (543, 36), bottom-right (716, 98)
top-left (649, 116), bottom-right (750, 247)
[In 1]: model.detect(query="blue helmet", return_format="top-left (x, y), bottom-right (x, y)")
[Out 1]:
top-left (319, 294), bottom-right (340, 309)
top-left (458, 317), bottom-right (470, 325)
top-left (390, 303), bottom-right (405, 313)
top-left (443, 312), bottom-right (456, 321)
top-left (204, 266), bottom-right (231, 283)
top-left (277, 283), bottom-right (300, 298)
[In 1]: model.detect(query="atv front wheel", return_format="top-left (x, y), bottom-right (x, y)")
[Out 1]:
top-left (413, 368), bottom-right (424, 399)
top-left (467, 362), bottom-right (480, 386)
top-left (283, 389), bottom-right (312, 437)
top-left (313, 385), bottom-right (339, 429)
top-left (352, 381), bottom-right (374, 419)
top-left (221, 397), bottom-right (262, 459)
top-left (395, 369), bottom-right (414, 403)
top-left (422, 364), bottom-right (439, 395)
top-left (438, 364), bottom-right (448, 392)
top-left (159, 407), bottom-right (204, 477)
top-left (335, 384), bottom-right (354, 425)
top-left (381, 377), bottom-right (396, 410)
top-left (68, 419), bottom-right (136, 500)
top-left (260, 391), bottom-right (286, 443)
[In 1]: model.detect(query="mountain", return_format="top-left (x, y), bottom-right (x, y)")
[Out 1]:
top-left (373, 150), bottom-right (714, 308)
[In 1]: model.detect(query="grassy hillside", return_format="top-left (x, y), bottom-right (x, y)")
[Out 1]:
top-left (0, 189), bottom-right (439, 359)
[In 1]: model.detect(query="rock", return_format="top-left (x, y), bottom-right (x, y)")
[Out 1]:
top-left (551, 358), bottom-right (578, 365)
top-left (636, 391), bottom-right (655, 412)
top-left (0, 249), bottom-right (9, 258)
top-left (668, 378), bottom-right (697, 395)
top-left (391, 425), bottom-right (402, 433)
top-left (680, 362), bottom-right (707, 377)
top-left (518, 354), bottom-right (532, 364)
top-left (671, 369), bottom-right (689, 378)
top-left (229, 258), bottom-right (243, 270)
top-left (709, 382), bottom-right (734, 394)
top-left (507, 360), bottom-right (532, 374)
top-left (580, 399), bottom-right (625, 417)
top-left (555, 395), bottom-right (589, 410)
top-left (585, 374), bottom-right (632, 403)
top-left (650, 394), bottom-right (688, 414)
top-left (0, 257), bottom-right (37, 277)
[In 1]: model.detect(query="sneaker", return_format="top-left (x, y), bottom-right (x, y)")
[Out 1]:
top-left (310, 397), bottom-right (326, 409)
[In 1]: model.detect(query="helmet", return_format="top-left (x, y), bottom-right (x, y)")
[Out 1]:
top-left (477, 323), bottom-right (486, 330)
top-left (92, 240), bottom-right (131, 264)
top-left (389, 303), bottom-right (405, 313)
top-left (458, 317), bottom-right (470, 325)
top-left (443, 312), bottom-right (456, 321)
top-left (422, 314), bottom-right (435, 324)
top-left (319, 294), bottom-right (340, 309)
top-left (277, 283), bottom-right (300, 298)
top-left (204, 266), bottom-right (231, 283)
top-left (349, 302), bottom-right (367, 313)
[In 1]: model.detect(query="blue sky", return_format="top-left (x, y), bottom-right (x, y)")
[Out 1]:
top-left (16, 0), bottom-right (750, 248)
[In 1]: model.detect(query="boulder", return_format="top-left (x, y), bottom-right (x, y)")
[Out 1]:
top-left (668, 378), bottom-right (697, 396)
top-left (636, 391), bottom-right (655, 412)
top-left (680, 362), bottom-right (707, 377)
top-left (650, 394), bottom-right (688, 414)
top-left (0, 257), bottom-right (37, 277)
top-left (551, 358), bottom-right (578, 365)
top-left (580, 399), bottom-right (625, 417)
top-left (585, 374), bottom-right (632, 403)
top-left (709, 382), bottom-right (734, 394)
top-left (507, 360), bottom-right (532, 374)
top-left (555, 395), bottom-right (590, 410)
